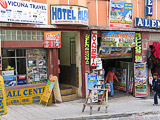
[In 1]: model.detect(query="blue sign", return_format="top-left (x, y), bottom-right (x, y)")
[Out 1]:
top-left (144, 19), bottom-right (150, 28)
top-left (51, 5), bottom-right (89, 26)
top-left (135, 18), bottom-right (143, 27)
top-left (145, 0), bottom-right (153, 16)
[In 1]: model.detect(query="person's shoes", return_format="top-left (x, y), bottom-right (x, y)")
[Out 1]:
top-left (153, 104), bottom-right (158, 106)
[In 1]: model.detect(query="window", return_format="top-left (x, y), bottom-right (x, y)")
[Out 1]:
top-left (0, 30), bottom-right (44, 41)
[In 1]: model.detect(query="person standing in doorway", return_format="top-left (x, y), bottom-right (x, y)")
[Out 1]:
top-left (152, 73), bottom-right (160, 106)
top-left (105, 68), bottom-right (119, 97)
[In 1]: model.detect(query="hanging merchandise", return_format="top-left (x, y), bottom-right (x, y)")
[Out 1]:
top-left (152, 42), bottom-right (160, 60)
top-left (146, 47), bottom-right (153, 69)
top-left (134, 63), bottom-right (148, 97)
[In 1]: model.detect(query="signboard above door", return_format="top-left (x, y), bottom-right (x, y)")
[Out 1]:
top-left (51, 5), bottom-right (89, 26)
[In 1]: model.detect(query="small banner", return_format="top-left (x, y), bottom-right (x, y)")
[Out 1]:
top-left (85, 34), bottom-right (90, 64)
top-left (135, 33), bottom-right (142, 62)
top-left (0, 76), bottom-right (7, 115)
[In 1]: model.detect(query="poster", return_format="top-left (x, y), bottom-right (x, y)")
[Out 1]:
top-left (109, 1), bottom-right (133, 28)
top-left (2, 70), bottom-right (14, 76)
top-left (27, 73), bottom-right (34, 83)
top-left (0, 0), bottom-right (48, 24)
top-left (134, 63), bottom-right (148, 97)
top-left (3, 75), bottom-right (16, 87)
top-left (90, 31), bottom-right (97, 66)
top-left (115, 69), bottom-right (127, 91)
top-left (85, 35), bottom-right (90, 64)
top-left (135, 33), bottom-right (142, 63)
top-left (34, 73), bottom-right (40, 82)
top-left (44, 31), bottom-right (61, 48)
top-left (101, 32), bottom-right (135, 47)
top-left (98, 47), bottom-right (132, 57)
top-left (0, 76), bottom-right (7, 115)
top-left (88, 73), bottom-right (97, 89)
top-left (40, 76), bottom-right (57, 103)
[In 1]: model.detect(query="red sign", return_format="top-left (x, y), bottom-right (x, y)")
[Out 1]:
top-left (44, 31), bottom-right (61, 48)
top-left (90, 31), bottom-right (97, 66)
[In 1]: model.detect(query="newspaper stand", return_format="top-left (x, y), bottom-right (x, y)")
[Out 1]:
top-left (82, 88), bottom-right (108, 115)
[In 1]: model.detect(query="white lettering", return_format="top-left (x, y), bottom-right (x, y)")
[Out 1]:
top-left (138, 18), bottom-right (143, 26)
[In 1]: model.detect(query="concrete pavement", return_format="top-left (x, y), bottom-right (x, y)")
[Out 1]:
top-left (2, 96), bottom-right (160, 120)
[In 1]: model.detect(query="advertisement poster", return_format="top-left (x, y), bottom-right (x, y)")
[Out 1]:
top-left (34, 73), bottom-right (40, 82)
top-left (40, 76), bottom-right (57, 104)
top-left (135, 33), bottom-right (142, 63)
top-left (44, 31), bottom-right (61, 48)
top-left (3, 75), bottom-right (16, 87)
top-left (2, 70), bottom-right (14, 76)
top-left (101, 32), bottom-right (135, 47)
top-left (85, 35), bottom-right (90, 64)
top-left (115, 69), bottom-right (127, 91)
top-left (109, 1), bottom-right (133, 28)
top-left (0, 0), bottom-right (48, 24)
top-left (90, 31), bottom-right (97, 66)
top-left (0, 76), bottom-right (7, 115)
top-left (134, 63), bottom-right (148, 97)
top-left (98, 47), bottom-right (132, 57)
top-left (51, 5), bottom-right (88, 26)
top-left (88, 73), bottom-right (97, 89)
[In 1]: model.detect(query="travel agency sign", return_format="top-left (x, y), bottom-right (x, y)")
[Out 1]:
top-left (0, 0), bottom-right (48, 24)
top-left (51, 5), bottom-right (89, 26)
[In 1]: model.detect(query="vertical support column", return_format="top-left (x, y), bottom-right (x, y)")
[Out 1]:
top-left (80, 31), bottom-right (86, 98)
top-left (48, 49), bottom-right (54, 76)
top-left (132, 47), bottom-right (135, 97)
top-left (53, 48), bottom-right (59, 78)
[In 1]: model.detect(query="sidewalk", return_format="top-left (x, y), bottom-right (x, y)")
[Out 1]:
top-left (1, 96), bottom-right (160, 120)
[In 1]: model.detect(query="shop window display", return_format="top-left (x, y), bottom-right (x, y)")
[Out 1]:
top-left (2, 49), bottom-right (48, 87)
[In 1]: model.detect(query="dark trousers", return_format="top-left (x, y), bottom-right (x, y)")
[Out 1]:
top-left (154, 91), bottom-right (160, 104)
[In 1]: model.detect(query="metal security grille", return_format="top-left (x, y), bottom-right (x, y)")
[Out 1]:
top-left (0, 30), bottom-right (44, 41)
top-left (149, 33), bottom-right (160, 41)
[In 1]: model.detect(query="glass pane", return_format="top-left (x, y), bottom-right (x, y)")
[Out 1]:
top-left (1, 34), bottom-right (5, 40)
top-left (1, 30), bottom-right (5, 34)
top-left (16, 49), bottom-right (26, 57)
top-left (17, 30), bottom-right (21, 35)
top-left (32, 36), bottom-right (36, 40)
top-left (37, 36), bottom-right (41, 40)
top-left (6, 30), bottom-right (11, 34)
top-left (17, 35), bottom-right (21, 40)
top-left (22, 31), bottom-right (26, 36)
top-left (17, 58), bottom-right (26, 74)
top-left (27, 31), bottom-right (31, 35)
top-left (6, 35), bottom-right (11, 40)
top-left (2, 49), bottom-right (15, 57)
top-left (27, 36), bottom-right (31, 40)
top-left (12, 35), bottom-right (16, 40)
top-left (22, 36), bottom-right (26, 40)
top-left (32, 31), bottom-right (36, 35)
top-left (2, 58), bottom-right (15, 71)
top-left (12, 30), bottom-right (16, 35)
top-left (37, 31), bottom-right (41, 35)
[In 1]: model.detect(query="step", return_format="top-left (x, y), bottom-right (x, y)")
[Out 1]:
top-left (60, 88), bottom-right (77, 95)
top-left (62, 93), bottom-right (78, 100)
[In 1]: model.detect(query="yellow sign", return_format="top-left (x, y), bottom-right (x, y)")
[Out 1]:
top-left (40, 75), bottom-right (57, 104)
top-left (135, 33), bottom-right (142, 62)
top-left (0, 76), bottom-right (7, 115)
top-left (6, 86), bottom-right (52, 105)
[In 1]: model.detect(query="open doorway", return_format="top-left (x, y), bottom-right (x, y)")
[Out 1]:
top-left (59, 31), bottom-right (80, 86)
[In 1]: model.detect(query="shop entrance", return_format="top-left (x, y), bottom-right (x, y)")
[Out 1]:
top-left (102, 58), bottom-right (133, 96)
top-left (59, 31), bottom-right (80, 86)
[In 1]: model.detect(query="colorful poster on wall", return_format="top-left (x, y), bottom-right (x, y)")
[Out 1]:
top-left (88, 73), bottom-right (97, 89)
top-left (3, 75), bottom-right (16, 87)
top-left (0, 76), bottom-right (7, 115)
top-left (101, 32), bottom-right (135, 47)
top-left (90, 31), bottom-right (97, 66)
top-left (44, 31), bottom-right (61, 48)
top-left (85, 35), bottom-right (90, 64)
top-left (115, 69), bottom-right (127, 91)
top-left (135, 33), bottom-right (142, 63)
top-left (98, 47), bottom-right (132, 57)
top-left (134, 63), bottom-right (148, 97)
top-left (109, 1), bottom-right (133, 28)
